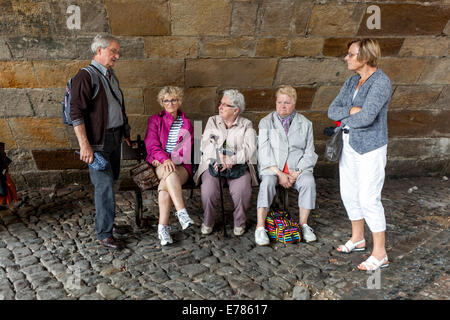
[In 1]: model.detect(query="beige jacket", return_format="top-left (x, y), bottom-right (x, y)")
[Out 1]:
top-left (193, 115), bottom-right (258, 186)
top-left (258, 111), bottom-right (318, 176)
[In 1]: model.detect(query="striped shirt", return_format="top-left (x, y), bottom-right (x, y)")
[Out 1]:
top-left (165, 116), bottom-right (184, 153)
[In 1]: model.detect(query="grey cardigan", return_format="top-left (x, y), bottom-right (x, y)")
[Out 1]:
top-left (258, 111), bottom-right (318, 176)
top-left (328, 68), bottom-right (392, 154)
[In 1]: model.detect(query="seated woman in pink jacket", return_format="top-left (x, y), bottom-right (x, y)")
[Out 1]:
top-left (144, 86), bottom-right (194, 246)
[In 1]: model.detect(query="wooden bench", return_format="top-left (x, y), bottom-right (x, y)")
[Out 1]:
top-left (119, 135), bottom-right (289, 228)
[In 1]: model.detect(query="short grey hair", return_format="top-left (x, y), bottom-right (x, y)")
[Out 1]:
top-left (91, 33), bottom-right (119, 55)
top-left (223, 89), bottom-right (245, 114)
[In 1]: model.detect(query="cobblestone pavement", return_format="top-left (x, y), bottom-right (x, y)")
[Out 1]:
top-left (0, 177), bottom-right (448, 300)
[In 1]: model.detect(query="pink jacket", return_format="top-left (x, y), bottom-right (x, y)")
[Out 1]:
top-left (144, 109), bottom-right (194, 175)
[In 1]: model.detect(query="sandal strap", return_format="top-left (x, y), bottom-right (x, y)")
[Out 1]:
top-left (340, 239), bottom-right (365, 252)
top-left (361, 255), bottom-right (388, 271)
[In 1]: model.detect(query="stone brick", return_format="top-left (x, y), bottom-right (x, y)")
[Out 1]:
top-left (144, 37), bottom-right (198, 59)
top-left (32, 150), bottom-right (87, 171)
top-left (186, 59), bottom-right (277, 87)
top-left (230, 1), bottom-right (258, 36)
top-left (289, 38), bottom-right (323, 57)
top-left (27, 88), bottom-right (66, 118)
top-left (48, 0), bottom-right (109, 36)
top-left (183, 87), bottom-right (218, 115)
top-left (358, 4), bottom-right (450, 36)
top-left (258, 0), bottom-right (295, 36)
top-left (390, 86), bottom-right (443, 110)
top-left (200, 37), bottom-right (255, 58)
top-left (115, 37), bottom-right (146, 60)
top-left (0, 0), bottom-right (53, 36)
top-left (241, 87), bottom-right (316, 112)
top-left (444, 20), bottom-right (450, 36)
top-left (385, 159), bottom-right (448, 178)
top-left (0, 61), bottom-right (38, 88)
top-left (387, 110), bottom-right (450, 138)
top-left (127, 115), bottom-right (150, 140)
top-left (6, 36), bottom-right (78, 60)
top-left (300, 112), bottom-right (336, 142)
top-left (105, 0), bottom-right (170, 36)
top-left (0, 119), bottom-right (16, 150)
top-left (22, 172), bottom-right (63, 189)
top-left (241, 89), bottom-right (276, 112)
top-left (8, 118), bottom-right (70, 149)
top-left (311, 86), bottom-right (342, 111)
top-left (0, 37), bottom-right (12, 59)
top-left (114, 60), bottom-right (184, 87)
top-left (65, 126), bottom-right (80, 150)
top-left (6, 149), bottom-right (36, 172)
top-left (434, 85), bottom-right (450, 109)
top-left (399, 37), bottom-right (450, 57)
top-left (122, 88), bottom-right (144, 115)
top-left (388, 138), bottom-right (450, 159)
top-left (275, 58), bottom-right (353, 86)
top-left (171, 0), bottom-right (232, 36)
top-left (292, 1), bottom-right (314, 36)
top-left (308, 3), bottom-right (364, 36)
top-left (143, 88), bottom-right (162, 115)
top-left (378, 58), bottom-right (427, 84)
top-left (33, 60), bottom-right (89, 88)
top-left (323, 38), bottom-right (404, 57)
top-left (0, 89), bottom-right (33, 117)
top-left (255, 38), bottom-right (288, 57)
top-left (418, 59), bottom-right (450, 85)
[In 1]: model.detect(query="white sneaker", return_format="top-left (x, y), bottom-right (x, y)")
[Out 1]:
top-left (234, 225), bottom-right (245, 236)
top-left (201, 223), bottom-right (213, 235)
top-left (255, 227), bottom-right (270, 246)
top-left (301, 224), bottom-right (317, 242)
top-left (175, 209), bottom-right (194, 230)
top-left (158, 225), bottom-right (173, 246)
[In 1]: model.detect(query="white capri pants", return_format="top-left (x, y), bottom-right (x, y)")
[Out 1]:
top-left (339, 131), bottom-right (387, 233)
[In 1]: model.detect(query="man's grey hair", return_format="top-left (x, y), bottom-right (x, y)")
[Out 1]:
top-left (223, 89), bottom-right (245, 114)
top-left (91, 33), bottom-right (119, 55)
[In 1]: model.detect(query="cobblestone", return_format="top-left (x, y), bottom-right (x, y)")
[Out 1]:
top-left (0, 177), bottom-right (448, 300)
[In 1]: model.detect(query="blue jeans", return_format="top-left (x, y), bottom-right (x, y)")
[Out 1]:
top-left (89, 128), bottom-right (122, 240)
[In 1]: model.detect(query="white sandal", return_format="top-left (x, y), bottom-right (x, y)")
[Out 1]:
top-left (337, 239), bottom-right (366, 253)
top-left (358, 255), bottom-right (389, 271)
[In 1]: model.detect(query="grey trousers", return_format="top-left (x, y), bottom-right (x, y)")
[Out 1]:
top-left (257, 172), bottom-right (316, 210)
top-left (200, 169), bottom-right (252, 228)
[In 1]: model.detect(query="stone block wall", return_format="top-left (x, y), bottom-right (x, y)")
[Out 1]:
top-left (0, 0), bottom-right (449, 187)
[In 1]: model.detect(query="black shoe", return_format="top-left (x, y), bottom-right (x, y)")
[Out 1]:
top-left (100, 237), bottom-right (121, 250)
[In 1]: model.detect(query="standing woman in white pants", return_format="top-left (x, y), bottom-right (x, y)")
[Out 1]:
top-left (328, 39), bottom-right (392, 271)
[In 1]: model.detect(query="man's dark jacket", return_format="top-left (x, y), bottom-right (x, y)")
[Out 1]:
top-left (70, 68), bottom-right (131, 150)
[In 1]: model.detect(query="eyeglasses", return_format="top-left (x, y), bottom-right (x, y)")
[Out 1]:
top-left (163, 99), bottom-right (178, 105)
top-left (346, 51), bottom-right (358, 58)
top-left (219, 102), bottom-right (235, 109)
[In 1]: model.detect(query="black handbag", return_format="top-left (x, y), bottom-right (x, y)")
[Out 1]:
top-left (324, 128), bottom-right (343, 162)
top-left (208, 163), bottom-right (248, 179)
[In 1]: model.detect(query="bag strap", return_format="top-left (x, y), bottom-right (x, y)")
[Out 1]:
top-left (88, 64), bottom-right (123, 106)
top-left (80, 66), bottom-right (100, 100)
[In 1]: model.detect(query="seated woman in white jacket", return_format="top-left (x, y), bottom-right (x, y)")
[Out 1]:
top-left (255, 85), bottom-right (318, 245)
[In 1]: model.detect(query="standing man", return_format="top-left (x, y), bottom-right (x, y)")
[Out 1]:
top-left (70, 33), bottom-right (131, 250)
